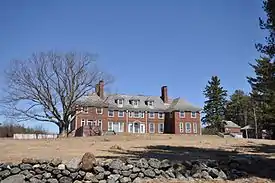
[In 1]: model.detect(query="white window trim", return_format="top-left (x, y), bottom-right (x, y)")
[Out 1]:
top-left (96, 108), bottom-right (103, 114)
top-left (118, 111), bottom-right (124, 117)
top-left (149, 112), bottom-right (155, 119)
top-left (87, 120), bottom-right (93, 126)
top-left (193, 123), bottom-right (197, 133)
top-left (108, 121), bottom-right (113, 131)
top-left (139, 112), bottom-right (144, 118)
top-left (179, 111), bottom-right (185, 118)
top-left (129, 111), bottom-right (133, 118)
top-left (82, 106), bottom-right (88, 113)
top-left (133, 111), bottom-right (139, 118)
top-left (179, 122), bottom-right (184, 133)
top-left (158, 112), bottom-right (164, 119)
top-left (147, 101), bottom-right (154, 107)
top-left (132, 100), bottom-right (139, 107)
top-left (108, 121), bottom-right (124, 132)
top-left (158, 123), bottom-right (164, 133)
top-left (81, 119), bottom-right (86, 126)
top-left (149, 123), bottom-right (155, 133)
top-left (191, 112), bottom-right (197, 118)
top-left (117, 99), bottom-right (123, 105)
top-left (185, 122), bottom-right (192, 133)
top-left (108, 110), bottom-right (114, 117)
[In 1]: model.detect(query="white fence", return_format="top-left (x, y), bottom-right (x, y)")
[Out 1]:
top-left (13, 134), bottom-right (58, 140)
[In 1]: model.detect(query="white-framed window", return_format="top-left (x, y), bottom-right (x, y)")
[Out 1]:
top-left (87, 120), bottom-right (93, 126)
top-left (118, 111), bottom-right (124, 117)
top-left (83, 106), bottom-right (88, 113)
top-left (149, 112), bottom-right (155, 119)
top-left (147, 101), bottom-right (154, 107)
top-left (149, 123), bottom-right (155, 133)
top-left (132, 100), bottom-right (139, 107)
top-left (117, 99), bottom-right (123, 105)
top-left (81, 119), bottom-right (86, 126)
top-left (134, 111), bottom-right (139, 118)
top-left (97, 120), bottom-right (102, 130)
top-left (96, 108), bottom-right (103, 114)
top-left (179, 111), bottom-right (185, 118)
top-left (158, 112), bottom-right (164, 119)
top-left (185, 122), bottom-right (191, 133)
top-left (108, 121), bottom-right (124, 132)
top-left (139, 112), bottom-right (144, 118)
top-left (191, 112), bottom-right (196, 118)
top-left (179, 122), bottom-right (184, 133)
top-left (108, 110), bottom-right (114, 117)
top-left (129, 111), bottom-right (133, 118)
top-left (193, 123), bottom-right (197, 133)
top-left (158, 123), bottom-right (164, 133)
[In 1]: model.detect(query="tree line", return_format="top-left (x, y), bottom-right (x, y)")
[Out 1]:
top-left (203, 0), bottom-right (275, 138)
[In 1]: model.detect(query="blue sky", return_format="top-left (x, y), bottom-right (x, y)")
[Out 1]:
top-left (0, 0), bottom-right (267, 132)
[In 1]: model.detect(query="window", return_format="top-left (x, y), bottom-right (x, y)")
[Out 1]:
top-left (193, 123), bottom-right (197, 133)
top-left (96, 108), bottom-right (103, 114)
top-left (117, 99), bottom-right (123, 105)
top-left (158, 123), bottom-right (164, 133)
top-left (149, 112), bottom-right (155, 119)
top-left (147, 101), bottom-right (154, 107)
top-left (191, 112), bottom-right (196, 118)
top-left (170, 112), bottom-right (173, 118)
top-left (179, 122), bottom-right (184, 133)
top-left (108, 110), bottom-right (114, 117)
top-left (179, 111), bottom-right (185, 118)
top-left (139, 112), bottom-right (144, 118)
top-left (149, 123), bottom-right (155, 133)
top-left (118, 111), bottom-right (124, 117)
top-left (132, 100), bottom-right (139, 107)
top-left (185, 122), bottom-right (191, 133)
top-left (81, 119), bottom-right (85, 126)
top-left (158, 112), bottom-right (164, 119)
top-left (134, 111), bottom-right (139, 118)
top-left (98, 120), bottom-right (102, 130)
top-left (83, 107), bottom-right (88, 113)
top-left (87, 120), bottom-right (93, 126)
top-left (129, 111), bottom-right (133, 118)
top-left (108, 122), bottom-right (124, 132)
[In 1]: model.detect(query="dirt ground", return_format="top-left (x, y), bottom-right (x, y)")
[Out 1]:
top-left (1, 134), bottom-right (275, 182)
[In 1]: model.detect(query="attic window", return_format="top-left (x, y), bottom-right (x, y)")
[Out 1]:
top-left (131, 100), bottom-right (139, 107)
top-left (147, 101), bottom-right (154, 107)
top-left (117, 99), bottom-right (123, 105)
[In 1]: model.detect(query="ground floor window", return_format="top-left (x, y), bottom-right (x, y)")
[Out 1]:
top-left (185, 122), bottom-right (191, 133)
top-left (193, 123), bottom-right (197, 133)
top-left (98, 120), bottom-right (102, 130)
top-left (108, 122), bottom-right (124, 132)
top-left (149, 123), bottom-right (155, 133)
top-left (158, 123), bottom-right (164, 133)
top-left (179, 122), bottom-right (184, 133)
top-left (81, 119), bottom-right (86, 126)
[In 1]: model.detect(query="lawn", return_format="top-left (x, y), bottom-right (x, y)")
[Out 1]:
top-left (0, 134), bottom-right (275, 183)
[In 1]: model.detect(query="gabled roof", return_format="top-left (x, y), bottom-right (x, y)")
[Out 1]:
top-left (223, 120), bottom-right (241, 128)
top-left (166, 98), bottom-right (201, 112)
top-left (76, 92), bottom-right (200, 112)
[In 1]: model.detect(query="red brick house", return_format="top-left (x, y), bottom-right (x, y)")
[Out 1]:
top-left (71, 81), bottom-right (201, 136)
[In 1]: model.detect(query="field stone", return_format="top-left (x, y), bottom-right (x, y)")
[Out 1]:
top-left (78, 170), bottom-right (86, 177)
top-left (59, 176), bottom-right (73, 183)
top-left (51, 158), bottom-right (62, 167)
top-left (132, 167), bottom-right (140, 173)
top-left (70, 172), bottom-right (78, 180)
top-left (109, 160), bottom-right (124, 170)
top-left (129, 173), bottom-right (138, 179)
top-left (209, 168), bottom-right (220, 178)
top-left (33, 164), bottom-right (40, 169)
top-left (175, 172), bottom-right (186, 180)
top-left (34, 168), bottom-right (44, 174)
top-left (20, 164), bottom-right (33, 170)
top-left (74, 181), bottom-right (82, 183)
top-left (120, 177), bottom-right (131, 183)
top-left (65, 157), bottom-right (81, 171)
top-left (121, 170), bottom-right (131, 177)
top-left (52, 169), bottom-right (61, 175)
top-left (133, 177), bottom-right (142, 183)
top-left (11, 167), bottom-right (21, 174)
top-left (137, 158), bottom-right (148, 169)
top-left (148, 158), bottom-right (161, 169)
top-left (81, 153), bottom-right (96, 171)
top-left (22, 158), bottom-right (39, 165)
top-left (0, 170), bottom-right (11, 178)
top-left (30, 177), bottom-right (43, 183)
top-left (99, 180), bottom-right (107, 183)
top-left (96, 173), bottom-right (105, 180)
top-left (1, 174), bottom-right (25, 183)
top-left (42, 172), bottom-right (51, 179)
top-left (138, 172), bottom-right (144, 178)
top-left (104, 171), bottom-right (111, 176)
top-left (160, 159), bottom-right (171, 169)
top-left (144, 169), bottom-right (156, 178)
top-left (108, 174), bottom-right (120, 181)
top-left (58, 164), bottom-right (66, 170)
top-left (57, 174), bottom-right (63, 179)
top-left (33, 174), bottom-right (43, 180)
top-left (62, 169), bottom-right (71, 176)
top-left (165, 169), bottom-right (175, 178)
top-left (218, 170), bottom-right (227, 179)
top-left (94, 166), bottom-right (105, 173)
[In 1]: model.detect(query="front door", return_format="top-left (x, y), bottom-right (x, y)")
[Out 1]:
top-left (134, 123), bottom-right (139, 133)
top-left (113, 122), bottom-right (119, 132)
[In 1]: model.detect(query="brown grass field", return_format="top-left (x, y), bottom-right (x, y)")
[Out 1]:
top-left (1, 134), bottom-right (275, 183)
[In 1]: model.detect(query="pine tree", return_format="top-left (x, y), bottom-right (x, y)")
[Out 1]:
top-left (202, 76), bottom-right (227, 132)
top-left (225, 90), bottom-right (253, 127)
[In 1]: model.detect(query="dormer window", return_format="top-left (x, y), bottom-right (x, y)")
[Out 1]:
top-left (147, 101), bottom-right (154, 107)
top-left (116, 98), bottom-right (124, 107)
top-left (131, 100), bottom-right (139, 107)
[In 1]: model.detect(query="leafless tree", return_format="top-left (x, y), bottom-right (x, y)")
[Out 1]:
top-left (1, 51), bottom-right (112, 136)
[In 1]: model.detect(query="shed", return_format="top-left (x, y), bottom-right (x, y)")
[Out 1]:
top-left (223, 120), bottom-right (241, 134)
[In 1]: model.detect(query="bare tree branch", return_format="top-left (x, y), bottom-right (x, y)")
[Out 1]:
top-left (1, 51), bottom-right (113, 136)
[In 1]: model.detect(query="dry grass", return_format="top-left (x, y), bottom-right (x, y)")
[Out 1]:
top-left (0, 134), bottom-right (275, 182)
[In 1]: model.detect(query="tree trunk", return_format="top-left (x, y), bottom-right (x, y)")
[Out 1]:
top-left (253, 106), bottom-right (258, 139)
top-left (58, 124), bottom-right (68, 138)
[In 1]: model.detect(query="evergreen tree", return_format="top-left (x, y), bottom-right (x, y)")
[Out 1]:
top-left (202, 76), bottom-right (227, 132)
top-left (225, 90), bottom-right (253, 127)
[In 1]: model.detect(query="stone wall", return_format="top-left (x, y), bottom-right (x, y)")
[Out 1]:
top-left (13, 134), bottom-right (58, 140)
top-left (0, 152), bottom-right (250, 183)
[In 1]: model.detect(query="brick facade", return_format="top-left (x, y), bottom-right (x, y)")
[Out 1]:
top-left (72, 81), bottom-right (201, 135)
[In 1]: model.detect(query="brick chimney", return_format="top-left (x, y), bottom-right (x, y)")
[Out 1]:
top-left (97, 80), bottom-right (104, 99)
top-left (161, 86), bottom-right (168, 103)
